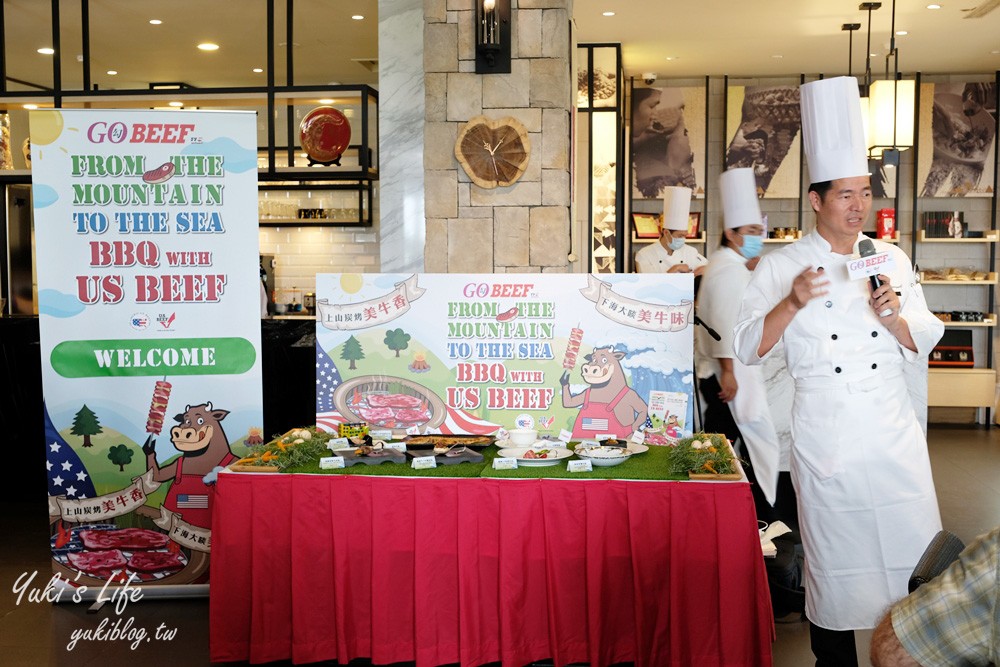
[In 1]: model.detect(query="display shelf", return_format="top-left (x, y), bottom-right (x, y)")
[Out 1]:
top-left (919, 272), bottom-right (998, 285)
top-left (927, 368), bottom-right (996, 408)
top-left (763, 236), bottom-right (799, 244)
top-left (631, 232), bottom-right (706, 245)
top-left (917, 230), bottom-right (999, 243)
top-left (940, 315), bottom-right (997, 328)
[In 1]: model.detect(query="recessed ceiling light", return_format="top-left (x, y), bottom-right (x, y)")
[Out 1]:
top-left (870, 52), bottom-right (879, 57)
top-left (896, 30), bottom-right (908, 35)
top-left (106, 70), bottom-right (118, 75)
top-left (319, 98), bottom-right (334, 104)
top-left (926, 3), bottom-right (941, 8)
top-left (351, 15), bottom-right (364, 20)
top-left (197, 43), bottom-right (220, 51)
top-left (992, 49), bottom-right (1000, 54)
top-left (169, 101), bottom-right (184, 107)
top-left (252, 67), bottom-right (264, 73)
top-left (665, 56), bottom-right (678, 61)
top-left (37, 47), bottom-right (54, 55)
top-left (23, 104), bottom-right (38, 110)
top-left (602, 11), bottom-right (615, 17)
top-left (771, 54), bottom-right (783, 59)
top-left (149, 19), bottom-right (162, 25)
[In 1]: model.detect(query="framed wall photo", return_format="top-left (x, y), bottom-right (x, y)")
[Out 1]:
top-left (917, 81), bottom-right (997, 197)
top-left (632, 212), bottom-right (661, 239)
top-left (725, 83), bottom-right (802, 198)
top-left (631, 84), bottom-right (707, 200)
top-left (686, 212), bottom-right (701, 239)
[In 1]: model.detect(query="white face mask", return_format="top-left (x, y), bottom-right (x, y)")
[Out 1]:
top-left (668, 237), bottom-right (686, 251)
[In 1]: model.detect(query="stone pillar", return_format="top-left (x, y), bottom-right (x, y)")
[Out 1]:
top-left (379, 0), bottom-right (426, 272)
top-left (423, 0), bottom-right (574, 273)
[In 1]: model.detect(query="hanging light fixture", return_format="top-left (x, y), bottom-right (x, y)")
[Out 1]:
top-left (475, 0), bottom-right (511, 74)
top-left (861, 0), bottom-right (915, 159)
top-left (843, 22), bottom-right (867, 146)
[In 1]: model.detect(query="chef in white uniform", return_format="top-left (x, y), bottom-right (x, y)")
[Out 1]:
top-left (733, 77), bottom-right (943, 666)
top-left (696, 167), bottom-right (787, 508)
top-left (634, 186), bottom-right (707, 275)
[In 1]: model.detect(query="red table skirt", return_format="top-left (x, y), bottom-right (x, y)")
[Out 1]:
top-left (210, 475), bottom-right (773, 666)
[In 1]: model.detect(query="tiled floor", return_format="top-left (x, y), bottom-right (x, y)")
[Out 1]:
top-left (2, 425), bottom-right (998, 667)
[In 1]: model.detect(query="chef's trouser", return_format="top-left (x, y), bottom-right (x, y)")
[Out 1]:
top-left (809, 621), bottom-right (857, 667)
top-left (698, 374), bottom-right (741, 444)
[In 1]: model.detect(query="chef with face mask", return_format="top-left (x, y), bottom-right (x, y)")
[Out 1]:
top-left (634, 186), bottom-right (707, 275)
top-left (733, 77), bottom-right (944, 666)
top-left (695, 167), bottom-right (787, 510)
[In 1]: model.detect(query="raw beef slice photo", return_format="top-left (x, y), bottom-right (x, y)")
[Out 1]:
top-left (367, 393), bottom-right (423, 409)
top-left (80, 528), bottom-right (170, 550)
top-left (356, 406), bottom-right (397, 424)
top-left (68, 549), bottom-right (127, 577)
top-left (127, 550), bottom-right (185, 573)
top-left (392, 408), bottom-right (430, 424)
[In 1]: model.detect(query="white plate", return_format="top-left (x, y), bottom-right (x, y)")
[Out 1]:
top-left (496, 446), bottom-right (573, 466)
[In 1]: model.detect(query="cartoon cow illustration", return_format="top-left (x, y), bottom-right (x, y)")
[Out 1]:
top-left (560, 346), bottom-right (648, 438)
top-left (144, 402), bottom-right (237, 529)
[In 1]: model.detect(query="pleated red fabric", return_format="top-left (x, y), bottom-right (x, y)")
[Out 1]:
top-left (210, 475), bottom-right (774, 666)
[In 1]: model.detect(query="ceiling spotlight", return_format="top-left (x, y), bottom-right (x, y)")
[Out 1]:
top-left (169, 101), bottom-right (184, 107)
top-left (602, 11), bottom-right (615, 16)
top-left (23, 104), bottom-right (38, 110)
top-left (252, 67), bottom-right (264, 73)
top-left (107, 70), bottom-right (118, 75)
top-left (149, 19), bottom-right (162, 25)
top-left (197, 43), bottom-right (220, 51)
top-left (665, 56), bottom-right (678, 61)
top-left (896, 30), bottom-right (908, 35)
top-left (992, 49), bottom-right (1000, 54)
top-left (351, 15), bottom-right (364, 20)
top-left (926, 3), bottom-right (941, 8)
top-left (37, 47), bottom-right (55, 55)
top-left (771, 54), bottom-right (784, 59)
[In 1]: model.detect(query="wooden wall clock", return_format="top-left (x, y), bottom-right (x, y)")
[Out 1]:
top-left (454, 115), bottom-right (531, 189)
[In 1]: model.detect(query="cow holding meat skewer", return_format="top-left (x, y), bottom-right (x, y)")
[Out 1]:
top-left (561, 346), bottom-right (648, 438)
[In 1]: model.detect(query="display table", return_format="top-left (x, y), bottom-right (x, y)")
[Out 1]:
top-left (210, 474), bottom-right (774, 666)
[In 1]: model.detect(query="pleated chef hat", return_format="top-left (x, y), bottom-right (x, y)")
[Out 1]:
top-left (720, 168), bottom-right (763, 230)
top-left (661, 186), bottom-right (693, 231)
top-left (799, 76), bottom-right (869, 183)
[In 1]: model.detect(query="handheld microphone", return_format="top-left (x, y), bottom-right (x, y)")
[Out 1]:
top-left (858, 237), bottom-right (892, 317)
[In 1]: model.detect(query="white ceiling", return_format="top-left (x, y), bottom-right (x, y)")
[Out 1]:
top-left (2, 1), bottom-right (995, 93)
top-left (573, 0), bottom-right (1000, 80)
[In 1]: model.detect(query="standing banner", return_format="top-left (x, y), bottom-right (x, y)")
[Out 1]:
top-left (316, 274), bottom-right (695, 440)
top-left (31, 109), bottom-right (262, 590)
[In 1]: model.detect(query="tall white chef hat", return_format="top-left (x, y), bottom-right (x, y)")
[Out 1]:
top-left (661, 186), bottom-right (693, 231)
top-left (799, 76), bottom-right (869, 183)
top-left (719, 168), bottom-right (763, 230)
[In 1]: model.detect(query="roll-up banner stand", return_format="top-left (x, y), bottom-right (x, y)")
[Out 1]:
top-left (30, 110), bottom-right (263, 599)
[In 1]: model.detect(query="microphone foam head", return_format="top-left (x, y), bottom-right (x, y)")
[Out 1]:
top-left (858, 237), bottom-right (876, 257)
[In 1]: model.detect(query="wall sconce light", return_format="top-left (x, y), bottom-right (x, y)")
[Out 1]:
top-left (475, 0), bottom-right (511, 74)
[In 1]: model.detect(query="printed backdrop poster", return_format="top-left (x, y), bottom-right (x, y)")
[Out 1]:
top-left (316, 274), bottom-right (696, 439)
top-left (725, 84), bottom-right (802, 198)
top-left (31, 109), bottom-right (262, 589)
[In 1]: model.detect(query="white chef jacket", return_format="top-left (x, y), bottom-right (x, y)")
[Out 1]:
top-left (695, 247), bottom-right (789, 504)
top-left (733, 231), bottom-right (944, 630)
top-left (634, 241), bottom-right (707, 274)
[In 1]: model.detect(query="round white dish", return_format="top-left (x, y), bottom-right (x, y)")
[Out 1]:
top-left (507, 428), bottom-right (539, 446)
top-left (573, 445), bottom-right (632, 467)
top-left (496, 446), bottom-right (573, 466)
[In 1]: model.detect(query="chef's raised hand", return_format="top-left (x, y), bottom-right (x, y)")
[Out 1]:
top-left (788, 266), bottom-right (829, 310)
top-left (869, 274), bottom-right (901, 324)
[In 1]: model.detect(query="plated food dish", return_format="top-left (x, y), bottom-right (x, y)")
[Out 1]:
top-left (496, 446), bottom-right (574, 467)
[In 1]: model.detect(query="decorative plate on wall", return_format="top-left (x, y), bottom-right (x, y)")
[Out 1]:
top-left (300, 106), bottom-right (352, 165)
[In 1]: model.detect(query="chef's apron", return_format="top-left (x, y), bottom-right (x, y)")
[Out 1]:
top-left (572, 385), bottom-right (634, 438)
top-left (162, 452), bottom-right (236, 530)
top-left (729, 361), bottom-right (782, 506)
top-left (783, 255), bottom-right (941, 630)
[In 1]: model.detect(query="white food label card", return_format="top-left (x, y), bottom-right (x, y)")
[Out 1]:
top-left (405, 425), bottom-right (421, 435)
top-left (631, 430), bottom-right (646, 444)
top-left (383, 442), bottom-right (407, 452)
top-left (847, 251), bottom-right (897, 280)
top-left (597, 433), bottom-right (616, 441)
top-left (492, 457), bottom-right (518, 470)
top-left (327, 438), bottom-right (349, 451)
top-left (411, 456), bottom-right (437, 469)
top-left (558, 429), bottom-right (573, 443)
top-left (319, 456), bottom-right (345, 469)
top-left (369, 429), bottom-right (393, 439)
top-left (495, 427), bottom-right (510, 441)
top-left (567, 460), bottom-right (593, 473)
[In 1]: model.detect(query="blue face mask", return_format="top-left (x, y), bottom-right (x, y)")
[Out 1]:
top-left (739, 234), bottom-right (764, 259)
top-left (668, 236), bottom-right (686, 251)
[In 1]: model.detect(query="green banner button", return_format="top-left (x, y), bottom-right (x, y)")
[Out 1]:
top-left (51, 338), bottom-right (257, 378)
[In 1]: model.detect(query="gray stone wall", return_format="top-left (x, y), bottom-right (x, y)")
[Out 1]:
top-left (424, 0), bottom-right (574, 273)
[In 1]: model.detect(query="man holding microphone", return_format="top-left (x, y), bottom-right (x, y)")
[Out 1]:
top-left (733, 77), bottom-right (944, 666)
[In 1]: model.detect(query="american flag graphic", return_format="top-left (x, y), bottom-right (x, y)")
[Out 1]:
top-left (581, 417), bottom-right (609, 431)
top-left (44, 404), bottom-right (97, 500)
top-left (177, 494), bottom-right (209, 509)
